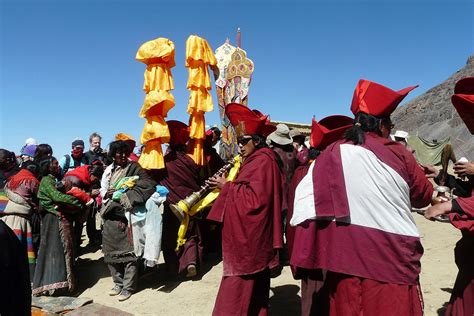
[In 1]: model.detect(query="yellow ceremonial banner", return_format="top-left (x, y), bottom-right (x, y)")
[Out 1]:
top-left (185, 35), bottom-right (217, 166)
top-left (136, 37), bottom-right (176, 170)
top-left (139, 90), bottom-right (175, 118)
top-left (138, 140), bottom-right (165, 170)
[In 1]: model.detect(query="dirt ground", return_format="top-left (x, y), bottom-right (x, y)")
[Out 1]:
top-left (75, 214), bottom-right (460, 316)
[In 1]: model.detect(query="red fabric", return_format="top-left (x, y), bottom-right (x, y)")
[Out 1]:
top-left (324, 271), bottom-right (423, 316)
top-left (452, 77), bottom-right (474, 134)
top-left (351, 79), bottom-right (417, 117)
top-left (6, 169), bottom-right (39, 191)
top-left (225, 103), bottom-right (269, 136)
top-left (446, 192), bottom-right (474, 315)
top-left (213, 269), bottom-right (270, 316)
top-left (301, 273), bottom-right (326, 316)
top-left (66, 187), bottom-right (91, 205)
top-left (291, 220), bottom-right (424, 285)
top-left (451, 194), bottom-right (474, 233)
top-left (310, 116), bottom-right (353, 150)
top-left (129, 152), bottom-right (139, 162)
top-left (444, 237), bottom-right (474, 316)
top-left (167, 120), bottom-right (190, 146)
top-left (208, 147), bottom-right (283, 276)
top-left (286, 165), bottom-right (310, 261)
top-left (64, 165), bottom-right (91, 187)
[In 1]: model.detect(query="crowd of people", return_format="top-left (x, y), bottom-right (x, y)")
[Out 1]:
top-left (1, 77), bottom-right (473, 316)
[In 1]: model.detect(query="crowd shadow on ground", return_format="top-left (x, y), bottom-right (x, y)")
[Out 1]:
top-left (137, 252), bottom-right (222, 294)
top-left (74, 254), bottom-right (110, 296)
top-left (269, 284), bottom-right (301, 315)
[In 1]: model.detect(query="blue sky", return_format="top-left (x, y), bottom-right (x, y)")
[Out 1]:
top-left (1, 0), bottom-right (473, 157)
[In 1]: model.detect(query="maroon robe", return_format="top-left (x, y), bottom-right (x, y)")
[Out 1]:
top-left (287, 164), bottom-right (310, 261)
top-left (291, 134), bottom-right (432, 315)
top-left (159, 151), bottom-right (203, 275)
top-left (287, 164), bottom-right (325, 316)
top-left (208, 147), bottom-right (284, 315)
top-left (444, 196), bottom-right (474, 316)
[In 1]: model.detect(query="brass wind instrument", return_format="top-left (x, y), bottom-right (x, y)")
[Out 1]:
top-left (170, 155), bottom-right (241, 221)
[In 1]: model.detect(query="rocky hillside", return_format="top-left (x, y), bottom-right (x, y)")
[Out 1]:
top-left (392, 55), bottom-right (474, 159)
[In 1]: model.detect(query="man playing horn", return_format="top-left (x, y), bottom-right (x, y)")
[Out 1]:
top-left (207, 103), bottom-right (283, 316)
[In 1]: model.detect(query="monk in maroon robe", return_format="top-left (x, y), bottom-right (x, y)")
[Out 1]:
top-left (207, 103), bottom-right (283, 316)
top-left (288, 117), bottom-right (350, 316)
top-left (291, 81), bottom-right (432, 315)
top-left (424, 77), bottom-right (474, 316)
top-left (157, 121), bottom-right (204, 278)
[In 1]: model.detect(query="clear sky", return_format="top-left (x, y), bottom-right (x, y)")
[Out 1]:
top-left (1, 0), bottom-right (473, 157)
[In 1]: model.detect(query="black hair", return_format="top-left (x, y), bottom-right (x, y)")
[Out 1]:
top-left (210, 127), bottom-right (221, 138)
top-left (292, 135), bottom-right (306, 146)
top-left (308, 147), bottom-right (321, 160)
top-left (38, 157), bottom-right (57, 178)
top-left (169, 143), bottom-right (187, 153)
top-left (34, 144), bottom-right (53, 162)
top-left (21, 160), bottom-right (40, 178)
top-left (88, 164), bottom-right (104, 179)
top-left (343, 112), bottom-right (384, 145)
top-left (251, 134), bottom-right (268, 149)
top-left (108, 140), bottom-right (132, 160)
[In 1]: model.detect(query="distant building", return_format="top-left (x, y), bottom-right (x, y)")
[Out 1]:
top-left (270, 120), bottom-right (311, 136)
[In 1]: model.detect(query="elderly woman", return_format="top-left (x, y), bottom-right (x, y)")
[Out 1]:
top-left (32, 157), bottom-right (84, 296)
top-left (100, 140), bottom-right (155, 301)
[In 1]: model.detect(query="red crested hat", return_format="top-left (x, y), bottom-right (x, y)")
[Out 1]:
top-left (452, 77), bottom-right (474, 134)
top-left (225, 103), bottom-right (273, 137)
top-left (167, 120), bottom-right (190, 146)
top-left (310, 115), bottom-right (354, 150)
top-left (351, 79), bottom-right (418, 117)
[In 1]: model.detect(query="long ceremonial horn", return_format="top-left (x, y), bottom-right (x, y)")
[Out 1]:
top-left (170, 155), bottom-right (241, 221)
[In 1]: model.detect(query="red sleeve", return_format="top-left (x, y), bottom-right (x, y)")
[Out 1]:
top-left (403, 149), bottom-right (433, 209)
top-left (66, 187), bottom-right (92, 204)
top-left (450, 195), bottom-right (474, 233)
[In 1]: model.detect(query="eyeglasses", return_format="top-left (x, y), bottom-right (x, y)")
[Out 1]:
top-left (237, 137), bottom-right (252, 145)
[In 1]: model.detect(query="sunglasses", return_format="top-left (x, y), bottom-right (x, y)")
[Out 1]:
top-left (237, 137), bottom-right (252, 145)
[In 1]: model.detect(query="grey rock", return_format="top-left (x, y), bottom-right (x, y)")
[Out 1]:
top-left (392, 55), bottom-right (474, 159)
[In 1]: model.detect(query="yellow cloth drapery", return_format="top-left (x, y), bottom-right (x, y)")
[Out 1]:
top-left (185, 35), bottom-right (217, 166)
top-left (136, 37), bottom-right (176, 170)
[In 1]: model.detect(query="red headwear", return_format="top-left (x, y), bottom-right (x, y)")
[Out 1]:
top-left (451, 77), bottom-right (474, 134)
top-left (310, 115), bottom-right (354, 150)
top-left (225, 103), bottom-right (275, 137)
top-left (167, 120), bottom-right (190, 146)
top-left (351, 79), bottom-right (418, 118)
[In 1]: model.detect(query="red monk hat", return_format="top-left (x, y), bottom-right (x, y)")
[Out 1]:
top-left (167, 120), bottom-right (190, 146)
top-left (225, 103), bottom-right (274, 137)
top-left (310, 115), bottom-right (354, 150)
top-left (351, 79), bottom-right (418, 118)
top-left (452, 77), bottom-right (474, 134)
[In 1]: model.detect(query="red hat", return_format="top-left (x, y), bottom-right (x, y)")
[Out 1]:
top-left (310, 115), bottom-right (354, 150)
top-left (225, 103), bottom-right (273, 137)
top-left (351, 79), bottom-right (418, 117)
top-left (167, 120), bottom-right (190, 146)
top-left (452, 77), bottom-right (474, 134)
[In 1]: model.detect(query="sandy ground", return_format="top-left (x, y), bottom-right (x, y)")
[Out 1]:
top-left (74, 214), bottom-right (460, 316)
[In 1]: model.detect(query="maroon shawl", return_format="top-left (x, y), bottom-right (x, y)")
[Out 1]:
top-left (208, 147), bottom-right (284, 276)
top-left (159, 151), bottom-right (202, 204)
